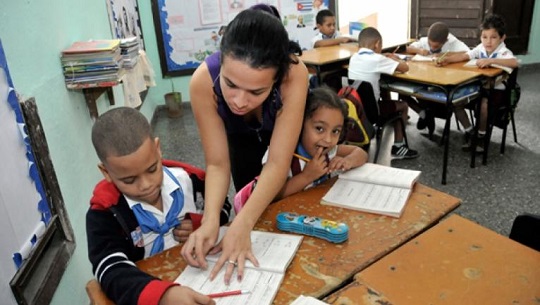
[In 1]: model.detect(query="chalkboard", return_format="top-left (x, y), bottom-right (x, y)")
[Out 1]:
top-left (151, 0), bottom-right (334, 76)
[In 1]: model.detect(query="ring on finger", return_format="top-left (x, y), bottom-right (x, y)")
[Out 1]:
top-left (228, 260), bottom-right (237, 266)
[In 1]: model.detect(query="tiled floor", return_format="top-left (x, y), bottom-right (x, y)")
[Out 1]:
top-left (152, 66), bottom-right (540, 236)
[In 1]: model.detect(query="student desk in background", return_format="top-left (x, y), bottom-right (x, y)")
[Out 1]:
top-left (325, 214), bottom-right (540, 305)
top-left (381, 62), bottom-right (484, 184)
top-left (86, 179), bottom-right (461, 305)
top-left (299, 43), bottom-right (358, 86)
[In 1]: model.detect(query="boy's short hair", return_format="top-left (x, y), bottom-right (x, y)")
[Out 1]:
top-left (92, 107), bottom-right (152, 162)
top-left (316, 9), bottom-right (334, 25)
top-left (481, 14), bottom-right (506, 37)
top-left (358, 27), bottom-right (381, 48)
top-left (427, 22), bottom-right (449, 43)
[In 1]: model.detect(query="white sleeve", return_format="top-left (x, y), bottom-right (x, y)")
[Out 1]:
top-left (377, 55), bottom-right (400, 75)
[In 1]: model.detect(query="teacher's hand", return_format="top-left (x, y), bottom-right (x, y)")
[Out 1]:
top-left (208, 219), bottom-right (259, 285)
top-left (181, 221), bottom-right (220, 269)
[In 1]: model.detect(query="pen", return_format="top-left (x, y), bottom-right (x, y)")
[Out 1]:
top-left (293, 153), bottom-right (311, 162)
top-left (207, 289), bottom-right (250, 298)
top-left (392, 45), bottom-right (400, 54)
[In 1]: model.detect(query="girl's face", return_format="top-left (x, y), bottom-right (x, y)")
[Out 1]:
top-left (481, 28), bottom-right (505, 55)
top-left (301, 106), bottom-right (344, 157)
top-left (220, 55), bottom-right (277, 116)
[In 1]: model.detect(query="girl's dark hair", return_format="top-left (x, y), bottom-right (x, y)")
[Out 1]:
top-left (481, 14), bottom-right (506, 37)
top-left (305, 86), bottom-right (348, 121)
top-left (220, 9), bottom-right (302, 83)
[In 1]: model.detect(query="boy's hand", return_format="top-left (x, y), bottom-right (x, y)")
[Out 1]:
top-left (173, 219), bottom-right (193, 243)
top-left (476, 58), bottom-right (492, 68)
top-left (338, 36), bottom-right (355, 44)
top-left (159, 286), bottom-right (215, 305)
top-left (417, 49), bottom-right (430, 56)
top-left (302, 147), bottom-right (329, 180)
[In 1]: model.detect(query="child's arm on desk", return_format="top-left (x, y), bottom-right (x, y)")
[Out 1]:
top-left (159, 286), bottom-right (215, 305)
top-left (329, 144), bottom-right (368, 173)
top-left (476, 57), bottom-right (519, 69)
top-left (436, 52), bottom-right (469, 66)
top-left (313, 36), bottom-right (355, 48)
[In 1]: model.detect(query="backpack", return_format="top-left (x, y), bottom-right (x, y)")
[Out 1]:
top-left (337, 78), bottom-right (375, 148)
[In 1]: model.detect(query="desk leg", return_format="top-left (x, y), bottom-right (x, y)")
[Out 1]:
top-left (441, 106), bottom-right (453, 185)
top-left (316, 66), bottom-right (322, 86)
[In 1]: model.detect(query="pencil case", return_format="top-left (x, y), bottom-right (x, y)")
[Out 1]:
top-left (276, 212), bottom-right (349, 243)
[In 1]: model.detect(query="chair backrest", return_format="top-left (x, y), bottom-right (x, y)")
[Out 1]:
top-left (343, 77), bottom-right (380, 124)
top-left (509, 213), bottom-right (540, 251)
top-left (492, 68), bottom-right (520, 128)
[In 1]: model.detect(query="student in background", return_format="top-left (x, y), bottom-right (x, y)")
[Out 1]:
top-left (183, 8), bottom-right (309, 285)
top-left (234, 86), bottom-right (368, 213)
top-left (312, 9), bottom-right (355, 48)
top-left (348, 27), bottom-right (419, 160)
top-left (405, 22), bottom-right (470, 133)
top-left (437, 14), bottom-right (518, 152)
top-left (86, 107), bottom-right (232, 305)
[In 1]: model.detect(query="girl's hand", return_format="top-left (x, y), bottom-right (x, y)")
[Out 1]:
top-left (209, 220), bottom-right (259, 285)
top-left (180, 221), bottom-right (220, 269)
top-left (302, 147), bottom-right (328, 180)
top-left (328, 156), bottom-right (353, 172)
top-left (173, 219), bottom-right (193, 243)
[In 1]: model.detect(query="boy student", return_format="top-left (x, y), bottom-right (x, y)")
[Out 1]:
top-left (312, 9), bottom-right (355, 48)
top-left (348, 27), bottom-right (419, 159)
top-left (437, 14), bottom-right (519, 152)
top-left (405, 22), bottom-right (470, 132)
top-left (87, 107), bottom-right (231, 305)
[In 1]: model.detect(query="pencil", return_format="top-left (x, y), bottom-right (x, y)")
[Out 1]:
top-left (207, 289), bottom-right (250, 298)
top-left (392, 45), bottom-right (400, 54)
top-left (437, 51), bottom-right (449, 63)
top-left (293, 153), bottom-right (311, 162)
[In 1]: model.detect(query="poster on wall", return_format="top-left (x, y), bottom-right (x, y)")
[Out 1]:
top-left (106, 0), bottom-right (145, 49)
top-left (151, 0), bottom-right (333, 76)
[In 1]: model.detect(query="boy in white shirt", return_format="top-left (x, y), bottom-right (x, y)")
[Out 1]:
top-left (348, 27), bottom-right (419, 159)
top-left (405, 22), bottom-right (470, 134)
top-left (311, 9), bottom-right (354, 48)
top-left (438, 14), bottom-right (519, 152)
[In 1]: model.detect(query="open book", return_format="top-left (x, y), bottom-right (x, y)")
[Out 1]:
top-left (175, 229), bottom-right (303, 305)
top-left (464, 59), bottom-right (513, 74)
top-left (411, 54), bottom-right (435, 62)
top-left (321, 163), bottom-right (421, 218)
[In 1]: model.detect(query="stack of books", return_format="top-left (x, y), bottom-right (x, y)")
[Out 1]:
top-left (61, 40), bottom-right (123, 89)
top-left (119, 37), bottom-right (139, 69)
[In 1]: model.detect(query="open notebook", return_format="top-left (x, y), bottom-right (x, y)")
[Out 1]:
top-left (175, 228), bottom-right (303, 305)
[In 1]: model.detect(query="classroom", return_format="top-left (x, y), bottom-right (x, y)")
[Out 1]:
top-left (0, 0), bottom-right (539, 304)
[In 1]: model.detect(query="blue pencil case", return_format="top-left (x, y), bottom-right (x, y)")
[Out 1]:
top-left (276, 212), bottom-right (349, 243)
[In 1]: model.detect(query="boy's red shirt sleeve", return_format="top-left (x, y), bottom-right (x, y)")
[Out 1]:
top-left (138, 280), bottom-right (179, 305)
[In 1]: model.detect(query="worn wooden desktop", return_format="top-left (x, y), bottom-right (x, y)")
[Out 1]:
top-left (382, 61), bottom-right (484, 185)
top-left (325, 214), bottom-right (540, 305)
top-left (299, 43), bottom-right (358, 85)
top-left (86, 180), bottom-right (461, 305)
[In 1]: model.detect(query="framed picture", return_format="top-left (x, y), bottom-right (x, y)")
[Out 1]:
top-left (106, 0), bottom-right (145, 49)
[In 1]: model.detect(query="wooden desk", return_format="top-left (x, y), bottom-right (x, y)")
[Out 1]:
top-left (86, 181), bottom-right (460, 305)
top-left (299, 43), bottom-right (358, 85)
top-left (325, 214), bottom-right (540, 305)
top-left (382, 62), bottom-right (483, 185)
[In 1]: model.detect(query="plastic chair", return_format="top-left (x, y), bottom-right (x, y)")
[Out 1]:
top-left (471, 68), bottom-right (520, 166)
top-left (353, 80), bottom-right (409, 163)
top-left (509, 213), bottom-right (540, 251)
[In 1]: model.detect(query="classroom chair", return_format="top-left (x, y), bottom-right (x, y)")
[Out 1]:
top-left (509, 213), bottom-right (540, 251)
top-left (353, 80), bottom-right (409, 163)
top-left (471, 68), bottom-right (520, 166)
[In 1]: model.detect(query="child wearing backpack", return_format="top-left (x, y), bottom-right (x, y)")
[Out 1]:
top-left (234, 86), bottom-right (368, 213)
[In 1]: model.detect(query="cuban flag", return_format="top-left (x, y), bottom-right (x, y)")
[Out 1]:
top-left (295, 0), bottom-right (312, 12)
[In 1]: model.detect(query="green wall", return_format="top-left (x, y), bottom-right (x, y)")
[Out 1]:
top-left (0, 1), bottom-right (539, 304)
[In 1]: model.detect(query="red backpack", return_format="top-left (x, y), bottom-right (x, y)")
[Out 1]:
top-left (337, 78), bottom-right (375, 148)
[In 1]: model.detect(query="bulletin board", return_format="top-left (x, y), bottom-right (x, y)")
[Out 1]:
top-left (151, 0), bottom-right (334, 76)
